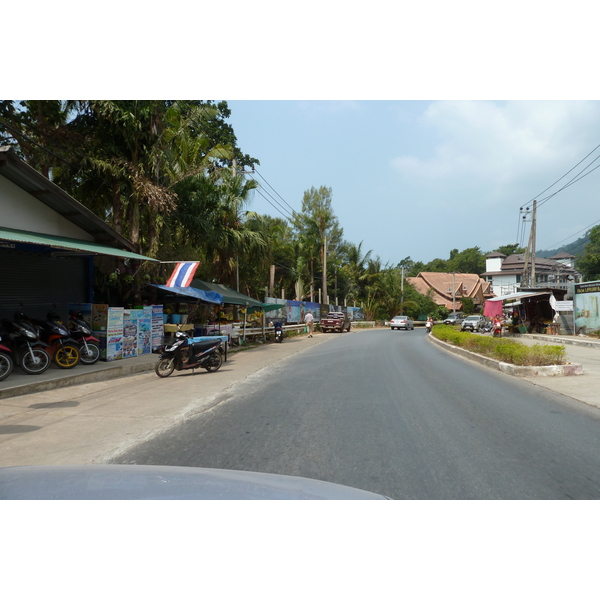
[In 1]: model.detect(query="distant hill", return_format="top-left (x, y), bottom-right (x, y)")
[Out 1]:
top-left (537, 232), bottom-right (590, 259)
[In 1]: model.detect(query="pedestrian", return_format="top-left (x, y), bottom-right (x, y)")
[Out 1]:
top-left (304, 310), bottom-right (315, 338)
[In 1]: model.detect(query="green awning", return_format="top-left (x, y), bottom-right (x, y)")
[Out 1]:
top-left (191, 279), bottom-right (264, 307)
top-left (0, 226), bottom-right (158, 262)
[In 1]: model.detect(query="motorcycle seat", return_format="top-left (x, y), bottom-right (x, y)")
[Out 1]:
top-left (191, 340), bottom-right (220, 353)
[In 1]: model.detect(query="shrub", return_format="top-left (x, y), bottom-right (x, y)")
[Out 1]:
top-left (432, 325), bottom-right (565, 366)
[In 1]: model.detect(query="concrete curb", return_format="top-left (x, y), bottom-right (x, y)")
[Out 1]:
top-left (429, 335), bottom-right (584, 377)
top-left (514, 333), bottom-right (600, 350)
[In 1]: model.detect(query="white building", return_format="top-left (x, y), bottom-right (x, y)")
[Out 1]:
top-left (482, 252), bottom-right (579, 297)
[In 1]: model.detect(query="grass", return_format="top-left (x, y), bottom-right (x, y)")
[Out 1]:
top-left (431, 325), bottom-right (566, 366)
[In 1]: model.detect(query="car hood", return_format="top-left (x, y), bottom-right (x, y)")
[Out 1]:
top-left (0, 465), bottom-right (389, 500)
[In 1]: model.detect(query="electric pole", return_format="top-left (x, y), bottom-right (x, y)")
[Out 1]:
top-left (521, 200), bottom-right (537, 288)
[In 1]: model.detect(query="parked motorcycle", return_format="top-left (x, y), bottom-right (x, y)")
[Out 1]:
top-left (28, 312), bottom-right (80, 369)
top-left (0, 330), bottom-right (14, 381)
top-left (155, 331), bottom-right (223, 378)
top-left (274, 322), bottom-right (284, 343)
top-left (69, 311), bottom-right (101, 365)
top-left (1, 315), bottom-right (51, 375)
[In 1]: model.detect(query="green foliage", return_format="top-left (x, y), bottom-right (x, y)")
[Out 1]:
top-left (576, 224), bottom-right (600, 281)
top-left (432, 325), bottom-right (566, 366)
top-left (461, 297), bottom-right (475, 315)
top-left (493, 243), bottom-right (526, 256)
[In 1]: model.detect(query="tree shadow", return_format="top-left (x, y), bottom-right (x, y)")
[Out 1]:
top-left (28, 401), bottom-right (80, 409)
top-left (0, 424), bottom-right (41, 434)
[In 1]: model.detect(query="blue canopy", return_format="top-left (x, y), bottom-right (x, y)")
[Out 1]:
top-left (151, 284), bottom-right (223, 305)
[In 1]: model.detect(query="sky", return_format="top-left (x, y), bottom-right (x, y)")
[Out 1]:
top-left (225, 100), bottom-right (600, 267)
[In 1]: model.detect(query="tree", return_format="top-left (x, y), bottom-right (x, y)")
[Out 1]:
top-left (447, 246), bottom-right (485, 274)
top-left (494, 243), bottom-right (526, 256)
top-left (293, 186), bottom-right (344, 302)
top-left (576, 225), bottom-right (600, 281)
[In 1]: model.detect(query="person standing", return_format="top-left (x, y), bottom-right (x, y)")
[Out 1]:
top-left (304, 310), bottom-right (315, 338)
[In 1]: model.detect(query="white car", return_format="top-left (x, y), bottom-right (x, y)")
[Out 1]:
top-left (390, 315), bottom-right (414, 330)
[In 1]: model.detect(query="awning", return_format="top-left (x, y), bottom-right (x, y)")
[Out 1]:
top-left (191, 279), bottom-right (264, 307)
top-left (489, 291), bottom-right (549, 302)
top-left (0, 226), bottom-right (158, 262)
top-left (150, 285), bottom-right (223, 305)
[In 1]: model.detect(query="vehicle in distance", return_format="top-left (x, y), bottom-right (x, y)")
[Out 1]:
top-left (320, 312), bottom-right (351, 333)
top-left (461, 315), bottom-right (486, 332)
top-left (443, 314), bottom-right (464, 325)
top-left (390, 315), bottom-right (414, 330)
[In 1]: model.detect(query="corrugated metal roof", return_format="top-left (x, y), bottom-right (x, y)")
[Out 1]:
top-left (0, 226), bottom-right (157, 261)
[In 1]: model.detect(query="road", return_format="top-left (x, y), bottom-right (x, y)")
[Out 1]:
top-left (113, 329), bottom-right (600, 499)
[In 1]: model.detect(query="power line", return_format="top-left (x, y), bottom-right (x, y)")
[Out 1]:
top-left (253, 169), bottom-right (299, 217)
top-left (247, 173), bottom-right (296, 221)
top-left (521, 143), bottom-right (600, 210)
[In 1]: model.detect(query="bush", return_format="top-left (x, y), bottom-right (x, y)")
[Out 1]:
top-left (431, 325), bottom-right (565, 366)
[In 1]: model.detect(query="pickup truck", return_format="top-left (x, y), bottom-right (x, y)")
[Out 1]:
top-left (320, 312), bottom-right (351, 333)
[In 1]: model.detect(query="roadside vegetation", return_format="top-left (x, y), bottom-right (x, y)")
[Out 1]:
top-left (431, 325), bottom-right (566, 366)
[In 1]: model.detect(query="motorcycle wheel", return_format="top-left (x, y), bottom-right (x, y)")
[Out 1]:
top-left (54, 344), bottom-right (80, 369)
top-left (79, 343), bottom-right (100, 365)
top-left (20, 348), bottom-right (51, 375)
top-left (155, 357), bottom-right (175, 378)
top-left (205, 352), bottom-right (223, 372)
top-left (0, 352), bottom-right (14, 381)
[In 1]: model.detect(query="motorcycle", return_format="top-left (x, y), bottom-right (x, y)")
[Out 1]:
top-left (155, 330), bottom-right (223, 378)
top-left (69, 311), bottom-right (101, 365)
top-left (0, 330), bottom-right (14, 381)
top-left (425, 320), bottom-right (433, 334)
top-left (492, 320), bottom-right (503, 338)
top-left (274, 322), bottom-right (284, 343)
top-left (1, 315), bottom-right (51, 375)
top-left (27, 311), bottom-right (80, 369)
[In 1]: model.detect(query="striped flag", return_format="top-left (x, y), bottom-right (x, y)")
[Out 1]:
top-left (166, 262), bottom-right (200, 287)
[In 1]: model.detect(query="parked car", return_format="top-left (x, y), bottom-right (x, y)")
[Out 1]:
top-left (443, 314), bottom-right (464, 325)
top-left (390, 315), bottom-right (414, 330)
top-left (461, 315), bottom-right (486, 332)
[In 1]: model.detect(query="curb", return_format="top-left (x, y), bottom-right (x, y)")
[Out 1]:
top-left (514, 333), bottom-right (600, 350)
top-left (429, 335), bottom-right (584, 377)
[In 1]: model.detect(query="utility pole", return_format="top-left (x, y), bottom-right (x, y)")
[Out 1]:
top-left (401, 266), bottom-right (404, 309)
top-left (452, 272), bottom-right (456, 314)
top-left (322, 235), bottom-right (328, 306)
top-left (521, 200), bottom-right (537, 288)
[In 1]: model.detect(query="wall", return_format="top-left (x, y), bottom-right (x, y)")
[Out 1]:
top-left (0, 176), bottom-right (95, 240)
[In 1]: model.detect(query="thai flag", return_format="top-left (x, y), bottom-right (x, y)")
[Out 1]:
top-left (166, 262), bottom-right (200, 287)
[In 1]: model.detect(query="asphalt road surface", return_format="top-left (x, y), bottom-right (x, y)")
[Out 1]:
top-left (113, 329), bottom-right (600, 499)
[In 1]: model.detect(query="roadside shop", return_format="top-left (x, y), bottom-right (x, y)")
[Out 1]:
top-left (0, 147), bottom-right (159, 361)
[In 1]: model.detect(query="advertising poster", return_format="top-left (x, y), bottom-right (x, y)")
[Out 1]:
top-left (122, 310), bottom-right (138, 359)
top-left (137, 308), bottom-right (152, 355)
top-left (92, 304), bottom-right (109, 331)
top-left (105, 307), bottom-right (124, 361)
top-left (574, 281), bottom-right (600, 333)
top-left (151, 305), bottom-right (164, 350)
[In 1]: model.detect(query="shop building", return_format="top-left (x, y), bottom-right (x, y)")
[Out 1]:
top-left (0, 146), bottom-right (156, 322)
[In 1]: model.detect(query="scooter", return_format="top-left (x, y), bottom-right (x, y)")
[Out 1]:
top-left (0, 330), bottom-right (14, 381)
top-left (155, 330), bottom-right (223, 378)
top-left (492, 321), bottom-right (503, 338)
top-left (425, 321), bottom-right (433, 334)
top-left (1, 315), bottom-right (51, 375)
top-left (28, 312), bottom-right (80, 369)
top-left (69, 311), bottom-right (101, 365)
top-left (274, 322), bottom-right (284, 343)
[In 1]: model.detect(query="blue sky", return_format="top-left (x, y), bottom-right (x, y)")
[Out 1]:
top-left (225, 100), bottom-right (600, 266)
